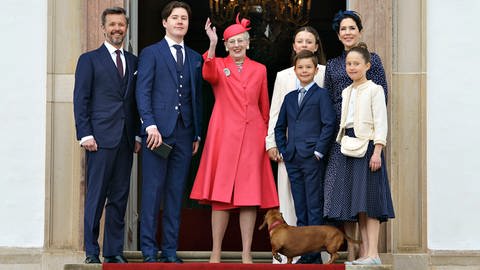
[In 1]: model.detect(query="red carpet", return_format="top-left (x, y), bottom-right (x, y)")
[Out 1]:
top-left (103, 263), bottom-right (344, 270)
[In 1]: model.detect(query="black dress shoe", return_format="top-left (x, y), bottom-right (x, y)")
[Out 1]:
top-left (311, 253), bottom-right (323, 264)
top-left (143, 255), bottom-right (158, 263)
top-left (103, 255), bottom-right (128, 263)
top-left (84, 255), bottom-right (101, 264)
top-left (296, 255), bottom-right (313, 264)
top-left (159, 255), bottom-right (183, 263)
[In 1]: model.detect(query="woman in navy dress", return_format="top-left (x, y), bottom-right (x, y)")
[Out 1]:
top-left (322, 10), bottom-right (391, 263)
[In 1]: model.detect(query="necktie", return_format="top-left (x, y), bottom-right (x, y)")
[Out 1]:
top-left (115, 50), bottom-right (124, 78)
top-left (173, 44), bottom-right (184, 71)
top-left (298, 88), bottom-right (306, 106)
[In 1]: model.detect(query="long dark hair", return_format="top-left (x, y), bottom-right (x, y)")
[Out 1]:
top-left (290, 26), bottom-right (326, 65)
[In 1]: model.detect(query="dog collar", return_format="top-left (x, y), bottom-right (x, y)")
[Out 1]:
top-left (268, 220), bottom-right (283, 233)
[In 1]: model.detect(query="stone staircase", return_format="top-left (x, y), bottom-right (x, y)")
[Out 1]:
top-left (64, 251), bottom-right (393, 270)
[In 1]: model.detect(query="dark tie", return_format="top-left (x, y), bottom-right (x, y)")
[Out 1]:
top-left (115, 49), bottom-right (124, 78)
top-left (173, 44), bottom-right (184, 71)
top-left (298, 88), bottom-right (306, 106)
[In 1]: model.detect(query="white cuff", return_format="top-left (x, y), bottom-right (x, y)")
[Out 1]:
top-left (79, 135), bottom-right (94, 145)
top-left (146, 125), bottom-right (157, 132)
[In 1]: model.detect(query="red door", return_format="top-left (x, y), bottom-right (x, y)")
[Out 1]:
top-left (156, 208), bottom-right (271, 251)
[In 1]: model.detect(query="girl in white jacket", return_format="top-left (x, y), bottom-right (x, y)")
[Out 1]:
top-left (333, 42), bottom-right (395, 265)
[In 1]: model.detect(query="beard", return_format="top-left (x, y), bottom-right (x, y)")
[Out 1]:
top-left (107, 31), bottom-right (125, 46)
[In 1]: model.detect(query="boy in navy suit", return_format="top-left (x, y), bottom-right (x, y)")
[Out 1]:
top-left (274, 50), bottom-right (335, 264)
top-left (135, 1), bottom-right (202, 263)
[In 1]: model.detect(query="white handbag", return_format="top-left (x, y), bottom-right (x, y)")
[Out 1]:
top-left (340, 134), bottom-right (369, 158)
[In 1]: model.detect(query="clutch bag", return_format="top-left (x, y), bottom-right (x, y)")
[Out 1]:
top-left (151, 142), bottom-right (172, 159)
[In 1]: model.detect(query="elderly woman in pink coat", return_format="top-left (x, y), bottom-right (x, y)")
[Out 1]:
top-left (190, 15), bottom-right (279, 263)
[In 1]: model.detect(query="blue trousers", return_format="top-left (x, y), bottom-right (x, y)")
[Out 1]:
top-left (284, 153), bottom-right (326, 227)
top-left (140, 118), bottom-right (193, 257)
top-left (84, 129), bottom-right (133, 257)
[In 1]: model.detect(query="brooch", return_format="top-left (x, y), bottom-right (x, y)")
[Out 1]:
top-left (223, 68), bottom-right (231, 77)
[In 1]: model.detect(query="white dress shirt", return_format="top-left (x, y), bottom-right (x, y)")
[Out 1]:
top-left (104, 41), bottom-right (126, 77)
top-left (164, 35), bottom-right (185, 65)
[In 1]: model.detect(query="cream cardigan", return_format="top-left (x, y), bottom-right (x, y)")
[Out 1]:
top-left (336, 80), bottom-right (388, 146)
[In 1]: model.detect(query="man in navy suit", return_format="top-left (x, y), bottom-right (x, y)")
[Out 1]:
top-left (73, 7), bottom-right (140, 264)
top-left (275, 50), bottom-right (335, 264)
top-left (135, 1), bottom-right (202, 263)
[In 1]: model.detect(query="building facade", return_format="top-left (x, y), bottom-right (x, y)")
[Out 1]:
top-left (0, 0), bottom-right (479, 269)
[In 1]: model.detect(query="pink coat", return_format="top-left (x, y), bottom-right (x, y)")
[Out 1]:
top-left (190, 53), bottom-right (279, 208)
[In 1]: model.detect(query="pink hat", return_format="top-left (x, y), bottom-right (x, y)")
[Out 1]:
top-left (223, 14), bottom-right (251, 41)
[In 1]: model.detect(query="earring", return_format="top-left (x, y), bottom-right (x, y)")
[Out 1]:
top-left (225, 47), bottom-right (229, 52)
top-left (247, 45), bottom-right (250, 49)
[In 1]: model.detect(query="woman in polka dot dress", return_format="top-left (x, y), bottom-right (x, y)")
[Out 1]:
top-left (322, 10), bottom-right (393, 263)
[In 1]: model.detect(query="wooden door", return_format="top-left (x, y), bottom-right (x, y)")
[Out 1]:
top-left (134, 0), bottom-right (346, 252)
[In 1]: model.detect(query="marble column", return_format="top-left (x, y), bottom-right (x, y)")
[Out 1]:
top-left (348, 0), bottom-right (428, 268)
top-left (46, 0), bottom-right (126, 252)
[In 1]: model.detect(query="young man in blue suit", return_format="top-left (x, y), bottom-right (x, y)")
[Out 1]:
top-left (275, 50), bottom-right (335, 264)
top-left (73, 7), bottom-right (140, 264)
top-left (135, 1), bottom-right (202, 263)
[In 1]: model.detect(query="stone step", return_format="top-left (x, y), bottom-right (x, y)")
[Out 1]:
top-left (64, 251), bottom-right (392, 270)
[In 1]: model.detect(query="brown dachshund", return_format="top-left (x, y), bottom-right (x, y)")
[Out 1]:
top-left (259, 209), bottom-right (360, 264)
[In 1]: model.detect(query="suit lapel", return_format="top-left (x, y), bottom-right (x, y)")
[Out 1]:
top-left (290, 92), bottom-right (300, 115)
top-left (98, 44), bottom-right (122, 94)
top-left (157, 39), bottom-right (178, 83)
top-left (185, 47), bottom-right (196, 96)
top-left (124, 52), bottom-right (133, 98)
top-left (297, 84), bottom-right (317, 113)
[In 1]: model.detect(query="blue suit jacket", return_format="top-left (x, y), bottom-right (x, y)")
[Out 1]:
top-left (275, 83), bottom-right (336, 161)
top-left (135, 39), bottom-right (203, 140)
top-left (73, 44), bottom-right (139, 149)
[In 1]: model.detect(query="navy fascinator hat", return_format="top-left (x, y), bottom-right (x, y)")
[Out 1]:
top-left (331, 10), bottom-right (363, 33)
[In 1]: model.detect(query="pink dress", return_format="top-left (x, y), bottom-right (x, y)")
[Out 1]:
top-left (190, 53), bottom-right (279, 209)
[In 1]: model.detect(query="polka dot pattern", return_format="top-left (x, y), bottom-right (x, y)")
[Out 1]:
top-left (323, 51), bottom-right (394, 222)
